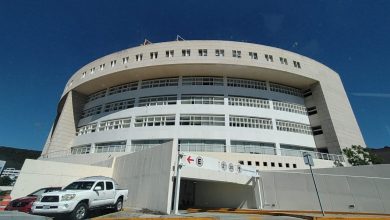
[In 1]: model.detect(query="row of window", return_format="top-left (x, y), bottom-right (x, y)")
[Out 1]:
top-left (76, 118), bottom-right (131, 136)
top-left (77, 114), bottom-right (317, 135)
top-left (238, 160), bottom-right (298, 169)
top-left (79, 49), bottom-right (302, 80)
top-left (276, 120), bottom-right (313, 135)
top-left (82, 95), bottom-right (313, 119)
top-left (86, 77), bottom-right (304, 102)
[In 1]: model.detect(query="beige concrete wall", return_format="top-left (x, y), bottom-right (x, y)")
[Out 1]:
top-left (112, 141), bottom-right (176, 214)
top-left (260, 164), bottom-right (390, 213)
top-left (43, 91), bottom-right (87, 157)
top-left (11, 159), bottom-right (113, 199)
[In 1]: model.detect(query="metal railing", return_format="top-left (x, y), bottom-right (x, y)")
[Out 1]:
top-left (280, 148), bottom-right (345, 162)
top-left (40, 144), bottom-right (344, 163)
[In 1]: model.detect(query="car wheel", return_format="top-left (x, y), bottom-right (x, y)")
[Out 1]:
top-left (71, 202), bottom-right (88, 220)
top-left (114, 198), bottom-right (123, 212)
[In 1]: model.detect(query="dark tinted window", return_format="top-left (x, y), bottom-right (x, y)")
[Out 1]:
top-left (64, 181), bottom-right (95, 190)
top-left (95, 181), bottom-right (105, 190)
top-left (106, 181), bottom-right (114, 190)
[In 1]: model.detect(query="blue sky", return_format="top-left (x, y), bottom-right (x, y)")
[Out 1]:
top-left (0, 0), bottom-right (389, 151)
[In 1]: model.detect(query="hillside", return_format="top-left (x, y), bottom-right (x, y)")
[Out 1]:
top-left (368, 146), bottom-right (390, 164)
top-left (0, 146), bottom-right (41, 170)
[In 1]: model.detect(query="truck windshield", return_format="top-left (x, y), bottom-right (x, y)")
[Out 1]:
top-left (64, 181), bottom-right (95, 190)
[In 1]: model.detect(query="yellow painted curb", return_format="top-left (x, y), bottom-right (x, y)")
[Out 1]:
top-left (95, 218), bottom-right (217, 220)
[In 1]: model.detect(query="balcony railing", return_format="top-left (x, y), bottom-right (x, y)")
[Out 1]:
top-left (280, 148), bottom-right (345, 162)
top-left (40, 144), bottom-right (344, 163)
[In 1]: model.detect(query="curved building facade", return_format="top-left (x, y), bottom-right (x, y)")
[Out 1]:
top-left (42, 40), bottom-right (366, 169)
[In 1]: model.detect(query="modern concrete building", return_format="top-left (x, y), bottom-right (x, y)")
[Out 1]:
top-left (12, 40), bottom-right (388, 216)
top-left (42, 40), bottom-right (365, 169)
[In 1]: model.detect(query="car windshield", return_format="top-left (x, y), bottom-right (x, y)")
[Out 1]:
top-left (64, 181), bottom-right (95, 190)
top-left (28, 188), bottom-right (61, 196)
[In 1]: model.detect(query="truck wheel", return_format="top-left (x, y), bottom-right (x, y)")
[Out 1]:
top-left (71, 202), bottom-right (88, 220)
top-left (114, 198), bottom-right (123, 212)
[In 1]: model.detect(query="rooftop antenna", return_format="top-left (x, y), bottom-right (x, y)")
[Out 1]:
top-left (176, 35), bottom-right (185, 41)
top-left (143, 39), bottom-right (152, 45)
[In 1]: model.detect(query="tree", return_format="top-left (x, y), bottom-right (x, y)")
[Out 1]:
top-left (0, 176), bottom-right (13, 186)
top-left (342, 145), bottom-right (382, 166)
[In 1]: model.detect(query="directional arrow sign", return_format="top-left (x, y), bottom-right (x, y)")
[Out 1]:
top-left (186, 156), bottom-right (194, 164)
top-left (180, 153), bottom-right (258, 177)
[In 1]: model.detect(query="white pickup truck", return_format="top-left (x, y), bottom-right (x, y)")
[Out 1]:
top-left (31, 176), bottom-right (128, 220)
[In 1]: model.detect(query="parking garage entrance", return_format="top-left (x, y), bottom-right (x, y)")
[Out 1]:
top-left (176, 178), bottom-right (258, 210)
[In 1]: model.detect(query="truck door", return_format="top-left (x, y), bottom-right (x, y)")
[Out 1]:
top-left (90, 181), bottom-right (106, 207)
top-left (105, 181), bottom-right (116, 205)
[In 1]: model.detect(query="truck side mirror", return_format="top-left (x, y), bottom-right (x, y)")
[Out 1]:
top-left (94, 186), bottom-right (102, 191)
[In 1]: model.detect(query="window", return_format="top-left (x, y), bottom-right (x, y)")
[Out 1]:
top-left (76, 124), bottom-right (97, 136)
top-left (215, 49), bottom-right (224, 57)
top-left (286, 163), bottom-right (290, 168)
top-left (270, 82), bottom-right (303, 97)
top-left (181, 95), bottom-right (224, 105)
top-left (82, 71), bottom-right (86, 78)
top-left (166, 50), bottom-right (174, 57)
top-left (95, 182), bottom-right (105, 190)
top-left (276, 120), bottom-right (313, 135)
top-left (249, 52), bottom-right (258, 59)
top-left (99, 64), bottom-right (105, 71)
top-left (239, 160), bottom-right (244, 165)
top-left (230, 141), bottom-right (276, 155)
top-left (150, 52), bottom-right (158, 59)
top-left (98, 118), bottom-right (131, 131)
top-left (278, 163), bottom-right (283, 167)
top-left (255, 161), bottom-right (260, 166)
top-left (198, 49), bottom-right (207, 56)
top-left (81, 105), bottom-right (102, 118)
top-left (232, 50), bottom-right (241, 58)
top-left (136, 54), bottom-right (143, 61)
top-left (87, 89), bottom-right (106, 102)
top-left (141, 78), bottom-right (179, 88)
top-left (229, 116), bottom-right (273, 129)
top-left (131, 139), bottom-right (171, 152)
top-left (293, 61), bottom-right (301, 68)
top-left (104, 99), bottom-right (135, 112)
top-left (265, 54), bottom-right (273, 62)
top-left (247, 161), bottom-right (252, 166)
top-left (182, 76), bottom-right (224, 86)
top-left (227, 78), bottom-right (267, 90)
top-left (122, 57), bottom-right (129, 64)
top-left (138, 95), bottom-right (177, 106)
top-left (106, 182), bottom-right (113, 190)
top-left (307, 106), bottom-right (318, 115)
top-left (293, 164), bottom-right (297, 168)
top-left (182, 49), bottom-right (190, 56)
top-left (111, 60), bottom-right (116, 67)
top-left (71, 145), bottom-right (91, 154)
top-left (279, 57), bottom-right (288, 65)
top-left (108, 82), bottom-right (138, 95)
top-left (90, 67), bottom-right (95, 74)
top-left (272, 100), bottom-right (307, 115)
top-left (271, 162), bottom-right (275, 167)
top-left (312, 126), bottom-right (323, 135)
top-left (95, 141), bottom-right (126, 153)
top-left (180, 114), bottom-right (225, 126)
top-left (134, 115), bottom-right (175, 127)
top-left (229, 96), bottom-right (270, 109)
top-left (263, 162), bottom-right (268, 166)
top-left (179, 139), bottom-right (226, 152)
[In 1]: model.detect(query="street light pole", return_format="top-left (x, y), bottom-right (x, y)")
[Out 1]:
top-left (303, 153), bottom-right (325, 216)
